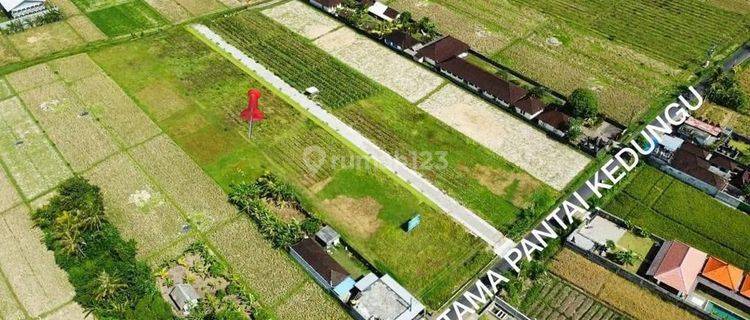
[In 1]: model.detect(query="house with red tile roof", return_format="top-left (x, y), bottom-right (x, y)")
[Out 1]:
top-left (646, 240), bottom-right (708, 295)
top-left (701, 257), bottom-right (744, 291)
top-left (741, 275), bottom-right (750, 299)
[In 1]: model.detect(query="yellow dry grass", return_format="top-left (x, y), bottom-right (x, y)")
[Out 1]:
top-left (6, 63), bottom-right (60, 92)
top-left (551, 248), bottom-right (700, 320)
top-left (0, 272), bottom-right (24, 320)
top-left (0, 206), bottom-right (75, 317)
top-left (173, 0), bottom-right (225, 16)
top-left (274, 280), bottom-right (350, 320)
top-left (0, 38), bottom-right (21, 67)
top-left (66, 16), bottom-right (107, 43)
top-left (321, 196), bottom-right (382, 238)
top-left (7, 22), bottom-right (84, 60)
top-left (47, 53), bottom-right (101, 83)
top-left (472, 165), bottom-right (543, 208)
top-left (144, 0), bottom-right (191, 23)
top-left (0, 168), bottom-right (20, 213)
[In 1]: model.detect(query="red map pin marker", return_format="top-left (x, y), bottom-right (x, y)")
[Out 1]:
top-left (241, 89), bottom-right (264, 122)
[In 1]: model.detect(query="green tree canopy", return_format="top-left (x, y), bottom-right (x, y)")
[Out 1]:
top-left (569, 88), bottom-right (599, 119)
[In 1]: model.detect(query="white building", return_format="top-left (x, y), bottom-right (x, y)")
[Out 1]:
top-left (0, 0), bottom-right (46, 18)
top-left (350, 273), bottom-right (425, 320)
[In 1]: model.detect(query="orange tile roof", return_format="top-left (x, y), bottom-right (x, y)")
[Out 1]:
top-left (702, 257), bottom-right (744, 291)
top-left (741, 275), bottom-right (750, 298)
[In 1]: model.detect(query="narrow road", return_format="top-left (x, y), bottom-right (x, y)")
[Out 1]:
top-left (190, 24), bottom-right (516, 256)
top-left (437, 42), bottom-right (750, 319)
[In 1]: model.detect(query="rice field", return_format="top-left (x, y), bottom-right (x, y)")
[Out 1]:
top-left (550, 248), bottom-right (700, 320)
top-left (144, 0), bottom-right (226, 22)
top-left (262, 0), bottom-right (340, 40)
top-left (0, 272), bottom-right (24, 320)
top-left (84, 153), bottom-right (188, 257)
top-left (313, 27), bottom-right (444, 103)
top-left (521, 276), bottom-right (627, 320)
top-left (0, 168), bottom-right (20, 213)
top-left (7, 22), bottom-right (85, 60)
top-left (83, 0), bottom-right (166, 37)
top-left (0, 207), bottom-right (76, 318)
top-left (0, 97), bottom-right (72, 199)
top-left (41, 302), bottom-right (92, 320)
top-left (419, 84), bottom-right (589, 190)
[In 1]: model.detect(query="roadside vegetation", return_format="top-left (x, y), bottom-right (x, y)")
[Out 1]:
top-left (32, 177), bottom-right (174, 318)
top-left (603, 165), bottom-right (750, 269)
top-left (91, 29), bottom-right (493, 309)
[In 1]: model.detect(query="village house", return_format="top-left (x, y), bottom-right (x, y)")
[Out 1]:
top-left (169, 283), bottom-right (200, 316)
top-left (290, 238), bottom-right (356, 302)
top-left (350, 273), bottom-right (425, 320)
top-left (512, 95), bottom-right (546, 120)
top-left (368, 1), bottom-right (399, 21)
top-left (384, 30), bottom-right (421, 56)
top-left (537, 109), bottom-right (571, 137)
top-left (0, 0), bottom-right (46, 18)
top-left (309, 0), bottom-right (342, 14)
top-left (646, 240), bottom-right (708, 297)
top-left (437, 57), bottom-right (527, 107)
top-left (678, 117), bottom-right (729, 147)
top-left (415, 36), bottom-right (469, 66)
top-left (315, 225), bottom-right (341, 249)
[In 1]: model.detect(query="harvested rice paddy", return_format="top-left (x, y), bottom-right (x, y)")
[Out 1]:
top-left (262, 0), bottom-right (340, 40)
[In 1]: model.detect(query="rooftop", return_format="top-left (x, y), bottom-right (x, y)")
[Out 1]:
top-left (438, 57), bottom-right (527, 103)
top-left (671, 149), bottom-right (728, 190)
top-left (537, 109), bottom-right (571, 131)
top-left (352, 274), bottom-right (424, 320)
top-left (417, 36), bottom-right (469, 64)
top-left (385, 30), bottom-right (420, 49)
top-left (512, 95), bottom-right (545, 115)
top-left (685, 117), bottom-right (722, 137)
top-left (290, 238), bottom-right (350, 287)
top-left (702, 257), bottom-right (744, 291)
top-left (646, 241), bottom-right (707, 294)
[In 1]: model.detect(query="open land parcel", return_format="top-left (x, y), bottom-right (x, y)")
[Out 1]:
top-left (208, 7), bottom-right (590, 236)
top-left (90, 28), bottom-right (494, 309)
top-left (387, 0), bottom-right (749, 126)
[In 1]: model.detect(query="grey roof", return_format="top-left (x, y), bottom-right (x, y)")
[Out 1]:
top-left (353, 274), bottom-right (424, 320)
top-left (316, 225), bottom-right (340, 245)
top-left (170, 284), bottom-right (199, 310)
top-left (0, 0), bottom-right (40, 11)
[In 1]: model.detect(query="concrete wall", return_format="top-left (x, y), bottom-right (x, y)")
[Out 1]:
top-left (660, 165), bottom-right (719, 195)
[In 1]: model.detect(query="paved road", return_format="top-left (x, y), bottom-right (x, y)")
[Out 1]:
top-left (437, 42), bottom-right (750, 320)
top-left (191, 24), bottom-right (516, 256)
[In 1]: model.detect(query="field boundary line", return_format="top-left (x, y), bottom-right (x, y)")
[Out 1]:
top-left (189, 23), bottom-right (516, 256)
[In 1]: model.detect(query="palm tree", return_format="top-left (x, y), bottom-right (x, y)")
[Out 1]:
top-left (94, 271), bottom-right (126, 301)
top-left (77, 208), bottom-right (106, 231)
top-left (615, 250), bottom-right (639, 266)
top-left (56, 232), bottom-right (84, 256)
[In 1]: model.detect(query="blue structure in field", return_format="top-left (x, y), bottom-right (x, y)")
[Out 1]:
top-left (405, 214), bottom-right (421, 232)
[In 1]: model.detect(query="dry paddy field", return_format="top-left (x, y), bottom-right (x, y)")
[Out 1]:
top-left (0, 96), bottom-right (71, 199)
top-left (262, 0), bottom-right (340, 40)
top-left (419, 85), bottom-right (589, 190)
top-left (145, 0), bottom-right (225, 23)
top-left (0, 168), bottom-right (20, 213)
top-left (0, 271), bottom-right (24, 320)
top-left (0, 207), bottom-right (76, 318)
top-left (313, 27), bottom-right (444, 103)
top-left (42, 302), bottom-right (91, 320)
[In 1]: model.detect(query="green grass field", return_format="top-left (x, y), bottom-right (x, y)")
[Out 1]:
top-left (91, 29), bottom-right (493, 309)
top-left (208, 11), bottom-right (559, 233)
top-left (604, 165), bottom-right (750, 269)
top-left (86, 0), bottom-right (165, 36)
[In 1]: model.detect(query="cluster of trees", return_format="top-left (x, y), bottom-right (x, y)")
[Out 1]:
top-left (2, 7), bottom-right (63, 35)
top-left (338, 1), bottom-right (438, 41)
top-left (707, 72), bottom-right (749, 113)
top-left (32, 177), bottom-right (173, 319)
top-left (228, 174), bottom-right (321, 248)
top-left (565, 88), bottom-right (600, 141)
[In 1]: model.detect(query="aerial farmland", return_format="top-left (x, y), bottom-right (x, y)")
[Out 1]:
top-left (0, 0), bottom-right (747, 319)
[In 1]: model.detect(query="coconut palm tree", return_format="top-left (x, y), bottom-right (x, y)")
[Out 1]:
top-left (94, 271), bottom-right (126, 301)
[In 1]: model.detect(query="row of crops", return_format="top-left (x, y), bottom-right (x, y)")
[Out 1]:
top-left (511, 0), bottom-right (749, 65)
top-left (209, 12), bottom-right (381, 108)
top-left (521, 276), bottom-right (627, 320)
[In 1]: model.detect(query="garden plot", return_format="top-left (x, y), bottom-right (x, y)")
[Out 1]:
top-left (7, 22), bottom-right (85, 60)
top-left (18, 81), bottom-right (119, 171)
top-left (42, 302), bottom-right (91, 320)
top-left (130, 135), bottom-right (237, 230)
top-left (0, 97), bottom-right (71, 199)
top-left (0, 207), bottom-right (75, 317)
top-left (0, 273), bottom-right (24, 320)
top-left (85, 153), bottom-right (188, 257)
top-left (206, 218), bottom-right (309, 306)
top-left (419, 85), bottom-right (588, 190)
top-left (0, 168), bottom-right (20, 213)
top-left (314, 27), bottom-right (444, 103)
top-left (262, 0), bottom-right (340, 40)
top-left (71, 72), bottom-right (161, 146)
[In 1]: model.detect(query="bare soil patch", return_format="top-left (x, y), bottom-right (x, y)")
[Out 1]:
top-left (472, 165), bottom-right (542, 208)
top-left (321, 195), bottom-right (382, 238)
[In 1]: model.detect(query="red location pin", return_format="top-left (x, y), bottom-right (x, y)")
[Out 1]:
top-left (241, 89), bottom-right (264, 122)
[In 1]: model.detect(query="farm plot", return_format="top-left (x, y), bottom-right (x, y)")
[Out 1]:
top-left (92, 29), bottom-right (493, 310)
top-left (17, 81), bottom-right (119, 171)
top-left (84, 153), bottom-right (188, 257)
top-left (313, 27), bottom-right (444, 103)
top-left (130, 135), bottom-right (237, 230)
top-left (0, 38), bottom-right (21, 67)
top-left (521, 276), bottom-right (626, 320)
top-left (496, 22), bottom-right (682, 125)
top-left (209, 12), bottom-right (381, 108)
top-left (388, 0), bottom-right (546, 54)
top-left (0, 206), bottom-right (76, 317)
top-left (0, 97), bottom-right (71, 199)
top-left (274, 280), bottom-right (350, 320)
top-left (604, 165), bottom-right (750, 269)
top-left (262, 0), bottom-right (340, 40)
top-left (510, 0), bottom-right (750, 66)
top-left (84, 0), bottom-right (166, 37)
top-left (419, 84), bottom-right (589, 190)
top-left (0, 272), bottom-right (24, 320)
top-left (0, 168), bottom-right (20, 213)
top-left (551, 248), bottom-right (700, 320)
top-left (6, 22), bottom-right (85, 60)
top-left (144, 0), bottom-right (225, 22)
